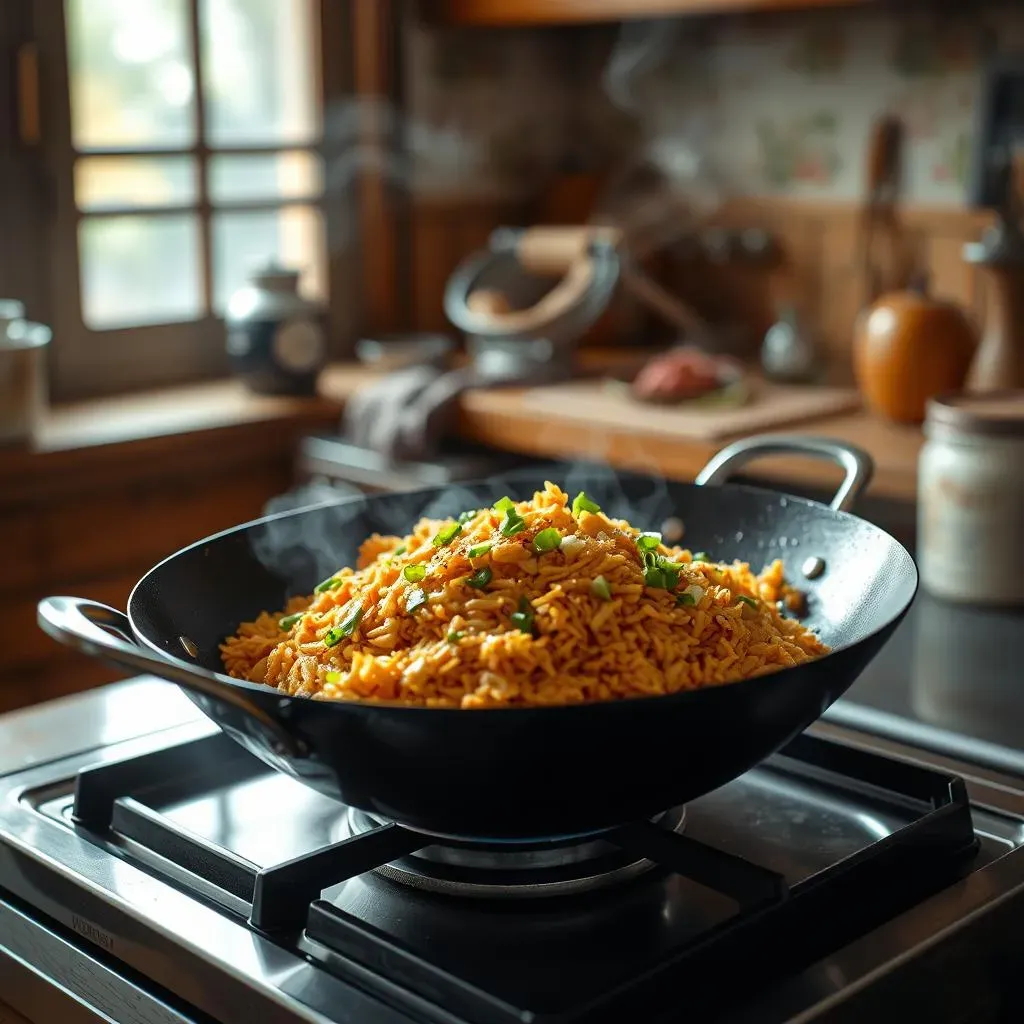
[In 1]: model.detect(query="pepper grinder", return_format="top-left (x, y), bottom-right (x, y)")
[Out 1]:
top-left (963, 143), bottom-right (1024, 392)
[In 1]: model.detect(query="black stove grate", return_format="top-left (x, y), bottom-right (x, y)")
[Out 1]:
top-left (71, 731), bottom-right (979, 1024)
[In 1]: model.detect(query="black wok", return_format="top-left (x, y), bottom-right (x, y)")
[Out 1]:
top-left (38, 434), bottom-right (916, 841)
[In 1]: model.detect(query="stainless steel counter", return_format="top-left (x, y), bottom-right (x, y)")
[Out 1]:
top-left (827, 592), bottom-right (1024, 773)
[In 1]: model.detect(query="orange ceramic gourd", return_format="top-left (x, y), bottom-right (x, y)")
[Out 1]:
top-left (852, 285), bottom-right (978, 424)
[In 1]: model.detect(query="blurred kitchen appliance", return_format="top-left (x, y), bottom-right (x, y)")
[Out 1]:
top-left (444, 227), bottom-right (621, 380)
top-left (291, 434), bottom-right (557, 507)
top-left (225, 263), bottom-right (327, 396)
top-left (0, 301), bottom-right (50, 446)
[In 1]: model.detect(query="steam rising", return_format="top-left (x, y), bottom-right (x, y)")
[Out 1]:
top-left (252, 462), bottom-right (677, 594)
top-left (248, 21), bottom-right (702, 586)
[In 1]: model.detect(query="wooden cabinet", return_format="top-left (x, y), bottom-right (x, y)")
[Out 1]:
top-left (0, 384), bottom-right (344, 714)
top-left (430, 0), bottom-right (869, 27)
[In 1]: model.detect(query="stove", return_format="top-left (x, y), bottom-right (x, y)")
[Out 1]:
top-left (2, 679), bottom-right (1024, 1024)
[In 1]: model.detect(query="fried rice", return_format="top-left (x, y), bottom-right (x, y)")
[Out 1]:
top-left (220, 482), bottom-right (829, 708)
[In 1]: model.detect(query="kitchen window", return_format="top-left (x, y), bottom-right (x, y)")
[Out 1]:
top-left (24, 0), bottom-right (356, 399)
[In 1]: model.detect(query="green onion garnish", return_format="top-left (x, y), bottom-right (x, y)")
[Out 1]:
top-left (676, 592), bottom-right (696, 607)
top-left (324, 606), bottom-right (363, 646)
top-left (692, 552), bottom-right (709, 563)
top-left (314, 575), bottom-right (343, 594)
top-left (591, 575), bottom-right (612, 601)
top-left (571, 491), bottom-right (601, 517)
top-left (447, 630), bottom-right (464, 644)
top-left (467, 567), bottom-right (492, 589)
top-left (661, 565), bottom-right (681, 591)
top-left (406, 587), bottom-right (428, 613)
top-left (403, 564), bottom-right (426, 583)
top-left (532, 528), bottom-right (561, 553)
top-left (644, 566), bottom-right (667, 589)
top-left (500, 510), bottom-right (526, 537)
top-left (325, 670), bottom-right (341, 684)
top-left (493, 496), bottom-right (516, 512)
top-left (457, 509), bottom-right (478, 524)
top-left (278, 612), bottom-right (303, 630)
top-left (433, 522), bottom-right (462, 547)
top-left (736, 595), bottom-right (758, 608)
top-left (468, 541), bottom-right (493, 558)
top-left (636, 532), bottom-right (662, 551)
top-left (510, 596), bottom-right (535, 634)
top-left (393, 544), bottom-right (407, 556)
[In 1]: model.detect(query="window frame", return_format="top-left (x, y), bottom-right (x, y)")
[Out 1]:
top-left (26, 0), bottom-right (366, 401)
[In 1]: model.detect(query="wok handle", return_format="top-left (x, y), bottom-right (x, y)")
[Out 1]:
top-left (694, 435), bottom-right (874, 513)
top-left (37, 596), bottom-right (305, 757)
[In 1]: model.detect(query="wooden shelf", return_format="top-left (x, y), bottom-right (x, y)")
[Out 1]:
top-left (431, 0), bottom-right (869, 27)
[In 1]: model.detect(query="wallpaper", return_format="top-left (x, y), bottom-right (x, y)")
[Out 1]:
top-left (403, 2), bottom-right (1024, 207)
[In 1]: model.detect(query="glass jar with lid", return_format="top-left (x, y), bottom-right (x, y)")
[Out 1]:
top-left (918, 391), bottom-right (1024, 604)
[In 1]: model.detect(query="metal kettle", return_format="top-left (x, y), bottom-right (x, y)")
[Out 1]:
top-left (225, 263), bottom-right (327, 396)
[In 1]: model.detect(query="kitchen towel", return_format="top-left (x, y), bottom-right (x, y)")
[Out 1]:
top-left (344, 362), bottom-right (556, 461)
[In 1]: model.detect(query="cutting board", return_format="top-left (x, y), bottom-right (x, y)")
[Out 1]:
top-left (520, 377), bottom-right (862, 442)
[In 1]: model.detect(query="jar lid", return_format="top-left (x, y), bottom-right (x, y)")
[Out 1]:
top-left (926, 390), bottom-right (1024, 439)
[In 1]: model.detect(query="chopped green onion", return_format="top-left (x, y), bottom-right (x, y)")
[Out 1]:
top-left (736, 595), bottom-right (758, 608)
top-left (406, 587), bottom-right (428, 613)
top-left (676, 592), bottom-right (696, 607)
top-left (500, 509), bottom-right (526, 537)
top-left (403, 564), bottom-right (427, 583)
top-left (466, 567), bottom-right (492, 589)
top-left (447, 630), bottom-right (464, 644)
top-left (324, 606), bottom-right (363, 646)
top-left (325, 670), bottom-right (341, 684)
top-left (314, 575), bottom-right (343, 594)
top-left (636, 532), bottom-right (662, 551)
top-left (640, 548), bottom-right (659, 569)
top-left (571, 491), bottom-right (601, 517)
top-left (692, 552), bottom-right (710, 563)
top-left (468, 541), bottom-right (493, 558)
top-left (432, 522), bottom-right (462, 547)
top-left (590, 575), bottom-right (612, 601)
top-left (510, 596), bottom-right (535, 634)
top-left (644, 566), bottom-right (667, 589)
top-left (493, 496), bottom-right (516, 512)
top-left (393, 544), bottom-right (407, 556)
top-left (661, 565), bottom-right (681, 591)
top-left (457, 509), bottom-right (478, 525)
top-left (532, 528), bottom-right (561, 553)
top-left (278, 612), bottom-right (303, 630)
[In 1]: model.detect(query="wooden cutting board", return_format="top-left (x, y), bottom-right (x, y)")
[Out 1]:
top-left (520, 377), bottom-right (862, 442)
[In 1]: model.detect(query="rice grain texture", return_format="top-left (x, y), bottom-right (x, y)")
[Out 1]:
top-left (220, 483), bottom-right (829, 708)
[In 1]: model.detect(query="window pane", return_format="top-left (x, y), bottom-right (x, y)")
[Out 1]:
top-left (201, 0), bottom-right (320, 146)
top-left (209, 152), bottom-right (323, 203)
top-left (66, 0), bottom-right (196, 150)
top-left (211, 206), bottom-right (325, 313)
top-left (75, 156), bottom-right (197, 212)
top-left (79, 215), bottom-right (202, 329)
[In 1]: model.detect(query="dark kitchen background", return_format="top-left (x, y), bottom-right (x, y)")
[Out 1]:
top-left (2, 0), bottom-right (1023, 709)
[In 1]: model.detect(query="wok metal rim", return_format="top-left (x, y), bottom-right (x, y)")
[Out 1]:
top-left (125, 472), bottom-right (919, 718)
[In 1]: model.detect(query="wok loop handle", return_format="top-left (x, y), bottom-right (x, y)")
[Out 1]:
top-left (37, 596), bottom-right (306, 758)
top-left (694, 435), bottom-right (874, 513)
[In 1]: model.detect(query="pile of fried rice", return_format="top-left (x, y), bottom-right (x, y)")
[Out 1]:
top-left (220, 482), bottom-right (829, 708)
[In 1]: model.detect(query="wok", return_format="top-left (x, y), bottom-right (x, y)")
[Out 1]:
top-left (38, 434), bottom-right (916, 841)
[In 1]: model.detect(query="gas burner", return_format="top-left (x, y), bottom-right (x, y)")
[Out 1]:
top-left (341, 806), bottom-right (688, 897)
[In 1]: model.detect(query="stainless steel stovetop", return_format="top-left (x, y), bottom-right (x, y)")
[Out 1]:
top-left (2, 678), bottom-right (1024, 1024)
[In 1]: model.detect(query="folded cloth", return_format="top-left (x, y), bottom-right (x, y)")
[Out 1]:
top-left (343, 362), bottom-right (560, 461)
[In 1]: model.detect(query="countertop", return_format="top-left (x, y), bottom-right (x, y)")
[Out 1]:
top-left (829, 592), bottom-right (1024, 769)
top-left (315, 362), bottom-right (923, 503)
top-left (2, 357), bottom-right (923, 507)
